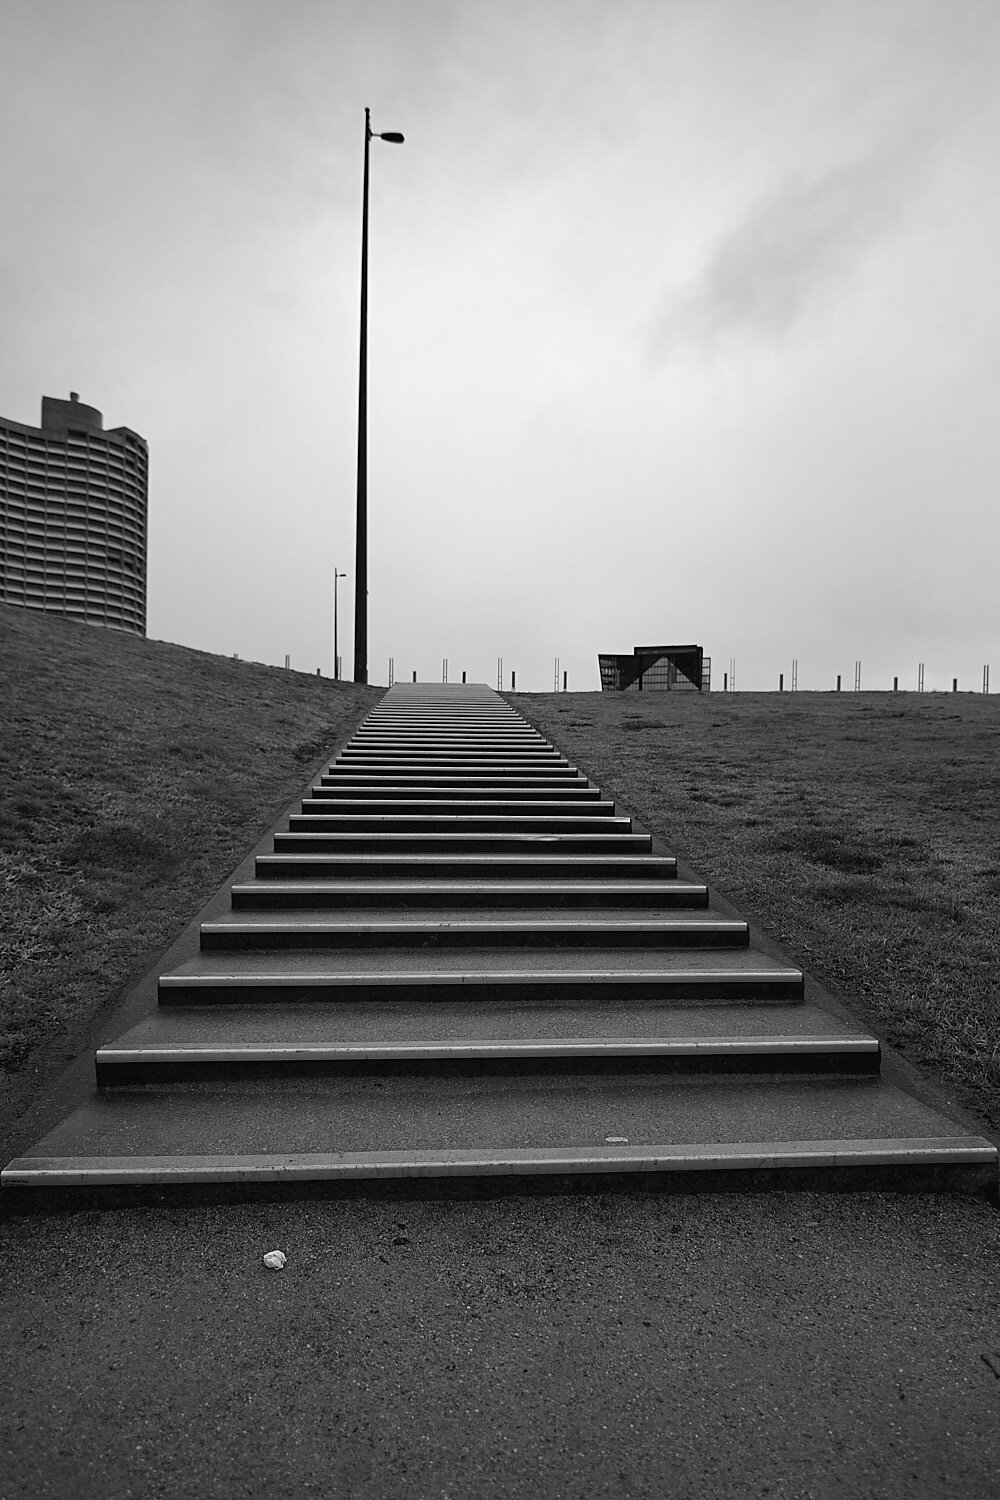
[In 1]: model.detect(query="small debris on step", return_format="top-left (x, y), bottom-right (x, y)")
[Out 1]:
top-left (263, 1250), bottom-right (287, 1271)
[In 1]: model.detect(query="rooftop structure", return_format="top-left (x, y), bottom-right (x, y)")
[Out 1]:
top-left (598, 644), bottom-right (710, 692)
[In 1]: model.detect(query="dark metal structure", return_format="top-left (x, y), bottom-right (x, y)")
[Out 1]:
top-left (598, 643), bottom-right (710, 692)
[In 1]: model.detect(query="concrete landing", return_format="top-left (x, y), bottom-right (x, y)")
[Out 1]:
top-left (6, 1075), bottom-right (993, 1193)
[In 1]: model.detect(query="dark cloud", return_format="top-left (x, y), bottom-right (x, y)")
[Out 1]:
top-left (649, 144), bottom-right (925, 360)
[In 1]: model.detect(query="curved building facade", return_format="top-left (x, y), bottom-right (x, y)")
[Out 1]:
top-left (0, 392), bottom-right (148, 635)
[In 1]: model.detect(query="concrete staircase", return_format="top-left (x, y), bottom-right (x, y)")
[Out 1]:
top-left (3, 683), bottom-right (996, 1198)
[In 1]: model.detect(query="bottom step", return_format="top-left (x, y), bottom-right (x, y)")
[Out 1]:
top-left (4, 1074), bottom-right (996, 1198)
top-left (3, 1140), bottom-right (995, 1197)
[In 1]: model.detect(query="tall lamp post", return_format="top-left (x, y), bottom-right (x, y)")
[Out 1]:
top-left (333, 567), bottom-right (347, 680)
top-left (354, 106), bottom-right (404, 684)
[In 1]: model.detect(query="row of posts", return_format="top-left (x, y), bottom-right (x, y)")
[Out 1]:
top-left (266, 656), bottom-right (574, 689)
top-left (273, 655), bottom-right (989, 695)
top-left (380, 657), bottom-right (570, 691)
top-left (768, 663), bottom-right (991, 693)
top-left (717, 659), bottom-right (991, 694)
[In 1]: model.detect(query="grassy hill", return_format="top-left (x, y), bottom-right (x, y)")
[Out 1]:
top-left (517, 687), bottom-right (1000, 1138)
top-left (0, 604), bottom-right (379, 1129)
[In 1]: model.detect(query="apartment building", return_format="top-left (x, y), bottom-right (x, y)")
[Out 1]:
top-left (0, 392), bottom-right (148, 635)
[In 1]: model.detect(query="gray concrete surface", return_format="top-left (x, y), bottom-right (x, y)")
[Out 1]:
top-left (13, 1070), bottom-right (979, 1161)
top-left (101, 999), bottom-right (871, 1050)
top-left (161, 945), bottom-right (799, 978)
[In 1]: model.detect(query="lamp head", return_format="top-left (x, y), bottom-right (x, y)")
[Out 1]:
top-left (378, 131), bottom-right (405, 143)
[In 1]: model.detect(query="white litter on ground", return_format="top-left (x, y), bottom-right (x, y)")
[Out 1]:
top-left (262, 1250), bottom-right (287, 1270)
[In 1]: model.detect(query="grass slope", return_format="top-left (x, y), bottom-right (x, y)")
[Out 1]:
top-left (0, 604), bottom-right (378, 1117)
top-left (516, 689), bottom-right (1000, 1137)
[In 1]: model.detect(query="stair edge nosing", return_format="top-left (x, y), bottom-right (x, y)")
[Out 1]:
top-left (5, 1137), bottom-right (996, 1187)
top-left (96, 1036), bottom-right (879, 1063)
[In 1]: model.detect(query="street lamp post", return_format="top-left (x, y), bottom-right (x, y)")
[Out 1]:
top-left (354, 106), bottom-right (404, 685)
top-left (333, 568), bottom-right (347, 679)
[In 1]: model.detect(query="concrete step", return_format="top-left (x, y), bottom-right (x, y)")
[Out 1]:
top-left (348, 734), bottom-right (550, 746)
top-left (360, 732), bottom-right (538, 738)
top-left (5, 1073), bottom-right (993, 1196)
top-left (337, 735), bottom-right (560, 746)
top-left (94, 1002), bottom-right (878, 1084)
top-left (329, 761), bottom-right (578, 775)
top-left (361, 722), bottom-right (529, 731)
top-left (347, 745), bottom-right (553, 757)
top-left (197, 913), bottom-right (750, 952)
top-left (255, 853), bottom-right (680, 879)
top-left (231, 881), bottom-right (709, 910)
top-left (362, 709), bottom-right (519, 717)
top-left (334, 756), bottom-right (566, 768)
top-left (301, 798), bottom-right (617, 817)
top-left (316, 780), bottom-right (590, 792)
top-left (311, 783), bottom-right (604, 800)
top-left (271, 831), bottom-right (653, 854)
top-left (363, 702), bottom-right (519, 710)
top-left (320, 768), bottom-right (587, 780)
top-left (336, 746), bottom-right (565, 759)
top-left (286, 814), bottom-right (633, 835)
top-left (342, 723), bottom-right (553, 732)
top-left (158, 947), bottom-right (804, 1005)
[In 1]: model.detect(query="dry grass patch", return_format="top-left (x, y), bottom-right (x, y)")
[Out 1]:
top-left (516, 689), bottom-right (1000, 1135)
top-left (0, 604), bottom-right (378, 1100)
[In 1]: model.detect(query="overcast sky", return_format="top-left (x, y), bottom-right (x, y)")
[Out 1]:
top-left (2, 0), bottom-right (998, 691)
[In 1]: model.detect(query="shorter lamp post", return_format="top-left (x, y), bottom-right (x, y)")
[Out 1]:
top-left (334, 568), bottom-right (347, 680)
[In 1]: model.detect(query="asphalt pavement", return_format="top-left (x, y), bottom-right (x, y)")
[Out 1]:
top-left (2, 1183), bottom-right (999, 1499)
